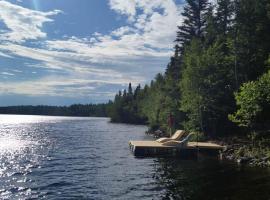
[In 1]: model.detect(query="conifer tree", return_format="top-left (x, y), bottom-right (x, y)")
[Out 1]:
top-left (216, 0), bottom-right (234, 35)
top-left (134, 84), bottom-right (141, 99)
top-left (128, 83), bottom-right (133, 96)
top-left (176, 0), bottom-right (209, 50)
top-left (180, 39), bottom-right (235, 135)
top-left (204, 4), bottom-right (218, 46)
top-left (234, 0), bottom-right (270, 83)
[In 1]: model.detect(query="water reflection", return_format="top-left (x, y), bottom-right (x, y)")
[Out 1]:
top-left (0, 115), bottom-right (270, 199)
top-left (0, 136), bottom-right (34, 152)
top-left (153, 158), bottom-right (270, 200)
top-left (0, 115), bottom-right (52, 199)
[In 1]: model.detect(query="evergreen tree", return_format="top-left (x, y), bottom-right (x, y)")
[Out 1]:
top-left (162, 45), bottom-right (186, 130)
top-left (128, 83), bottom-right (133, 96)
top-left (204, 4), bottom-right (218, 46)
top-left (107, 0), bottom-right (270, 136)
top-left (216, 0), bottom-right (234, 35)
top-left (176, 0), bottom-right (209, 50)
top-left (180, 38), bottom-right (235, 135)
top-left (134, 84), bottom-right (141, 99)
top-left (234, 0), bottom-right (270, 84)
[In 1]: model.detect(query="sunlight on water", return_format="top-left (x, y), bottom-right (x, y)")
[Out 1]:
top-left (0, 115), bottom-right (41, 154)
top-left (0, 115), bottom-right (52, 199)
top-left (0, 136), bottom-right (37, 153)
top-left (0, 114), bottom-right (50, 124)
top-left (1, 115), bottom-right (269, 199)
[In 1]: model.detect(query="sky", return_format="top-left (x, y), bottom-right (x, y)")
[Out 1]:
top-left (0, 0), bottom-right (185, 106)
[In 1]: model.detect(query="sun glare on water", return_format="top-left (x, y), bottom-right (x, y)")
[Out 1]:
top-left (0, 116), bottom-right (32, 154)
top-left (0, 114), bottom-right (42, 124)
top-left (0, 136), bottom-right (35, 153)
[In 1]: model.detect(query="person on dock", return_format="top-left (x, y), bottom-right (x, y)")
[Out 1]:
top-left (167, 112), bottom-right (174, 137)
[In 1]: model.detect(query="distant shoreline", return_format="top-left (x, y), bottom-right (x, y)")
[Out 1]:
top-left (0, 113), bottom-right (109, 118)
top-left (0, 104), bottom-right (109, 118)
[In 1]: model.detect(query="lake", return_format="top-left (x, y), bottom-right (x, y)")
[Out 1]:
top-left (0, 115), bottom-right (270, 200)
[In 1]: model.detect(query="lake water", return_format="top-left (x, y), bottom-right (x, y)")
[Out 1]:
top-left (0, 115), bottom-right (270, 200)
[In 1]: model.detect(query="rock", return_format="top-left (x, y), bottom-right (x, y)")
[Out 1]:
top-left (223, 148), bottom-right (234, 154)
top-left (226, 155), bottom-right (234, 160)
top-left (258, 161), bottom-right (266, 167)
top-left (249, 158), bottom-right (257, 165)
top-left (154, 129), bottom-right (164, 138)
top-left (237, 157), bottom-right (251, 164)
top-left (261, 156), bottom-right (269, 162)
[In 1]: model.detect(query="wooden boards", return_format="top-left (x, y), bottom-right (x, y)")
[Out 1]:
top-left (129, 140), bottom-right (225, 157)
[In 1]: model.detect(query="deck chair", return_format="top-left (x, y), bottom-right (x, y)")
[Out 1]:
top-left (161, 133), bottom-right (194, 147)
top-left (156, 130), bottom-right (186, 143)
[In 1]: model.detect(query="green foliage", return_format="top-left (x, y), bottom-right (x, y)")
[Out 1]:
top-left (189, 132), bottom-right (207, 142)
top-left (216, 0), bottom-right (234, 35)
top-left (180, 38), bottom-right (235, 135)
top-left (229, 71), bottom-right (270, 129)
top-left (107, 83), bottom-right (147, 124)
top-left (233, 140), bottom-right (270, 160)
top-left (176, 0), bottom-right (209, 50)
top-left (108, 0), bottom-right (270, 137)
top-left (234, 0), bottom-right (270, 84)
top-left (108, 46), bottom-right (185, 132)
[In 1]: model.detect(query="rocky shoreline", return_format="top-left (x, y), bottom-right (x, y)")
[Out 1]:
top-left (146, 130), bottom-right (270, 167)
top-left (222, 143), bottom-right (270, 167)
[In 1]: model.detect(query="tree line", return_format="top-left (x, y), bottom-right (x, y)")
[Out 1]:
top-left (0, 104), bottom-right (108, 117)
top-left (107, 0), bottom-right (270, 137)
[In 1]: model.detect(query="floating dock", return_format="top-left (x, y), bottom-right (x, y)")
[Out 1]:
top-left (129, 140), bottom-right (225, 157)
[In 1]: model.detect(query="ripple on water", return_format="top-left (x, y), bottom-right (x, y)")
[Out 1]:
top-left (1, 115), bottom-right (270, 200)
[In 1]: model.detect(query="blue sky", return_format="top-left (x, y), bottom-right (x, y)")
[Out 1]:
top-left (0, 0), bottom-right (185, 106)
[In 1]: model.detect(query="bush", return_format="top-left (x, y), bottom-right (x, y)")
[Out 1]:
top-left (229, 70), bottom-right (270, 130)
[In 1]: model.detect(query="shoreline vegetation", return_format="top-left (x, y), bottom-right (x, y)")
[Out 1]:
top-left (0, 104), bottom-right (108, 117)
top-left (106, 0), bottom-right (270, 167)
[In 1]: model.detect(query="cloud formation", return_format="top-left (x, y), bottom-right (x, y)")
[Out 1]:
top-left (0, 0), bottom-right (61, 43)
top-left (0, 0), bottom-right (183, 104)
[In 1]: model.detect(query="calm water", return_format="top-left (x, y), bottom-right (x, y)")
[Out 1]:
top-left (0, 115), bottom-right (270, 200)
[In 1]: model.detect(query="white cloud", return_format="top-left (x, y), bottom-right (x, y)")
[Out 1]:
top-left (12, 69), bottom-right (23, 73)
top-left (0, 75), bottom-right (141, 97)
top-left (1, 72), bottom-right (15, 76)
top-left (0, 51), bottom-right (12, 58)
top-left (109, 0), bottom-right (136, 21)
top-left (0, 0), bottom-right (184, 101)
top-left (42, 0), bottom-right (183, 64)
top-left (0, 0), bottom-right (61, 43)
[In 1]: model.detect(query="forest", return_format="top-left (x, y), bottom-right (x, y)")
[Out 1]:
top-left (107, 0), bottom-right (270, 137)
top-left (0, 104), bottom-right (108, 117)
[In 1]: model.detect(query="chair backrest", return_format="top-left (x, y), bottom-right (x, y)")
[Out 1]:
top-left (171, 130), bottom-right (186, 140)
top-left (181, 133), bottom-right (194, 143)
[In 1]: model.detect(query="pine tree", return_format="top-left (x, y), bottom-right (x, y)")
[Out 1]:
top-left (216, 0), bottom-right (234, 36)
top-left (134, 84), bottom-right (141, 99)
top-left (165, 45), bottom-right (182, 79)
top-left (176, 0), bottom-right (209, 50)
top-left (123, 89), bottom-right (127, 97)
top-left (204, 4), bottom-right (218, 46)
top-left (128, 83), bottom-right (133, 96)
top-left (180, 39), bottom-right (235, 135)
top-left (234, 0), bottom-right (270, 83)
top-left (163, 45), bottom-right (185, 130)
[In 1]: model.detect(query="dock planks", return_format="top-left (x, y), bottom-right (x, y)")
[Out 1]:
top-left (129, 140), bottom-right (225, 157)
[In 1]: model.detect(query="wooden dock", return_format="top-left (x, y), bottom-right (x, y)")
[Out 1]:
top-left (129, 140), bottom-right (225, 157)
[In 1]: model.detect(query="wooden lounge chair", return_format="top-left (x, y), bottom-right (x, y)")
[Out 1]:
top-left (161, 133), bottom-right (194, 147)
top-left (156, 130), bottom-right (186, 143)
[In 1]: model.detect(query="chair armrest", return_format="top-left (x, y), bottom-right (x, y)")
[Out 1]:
top-left (156, 138), bottom-right (171, 143)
